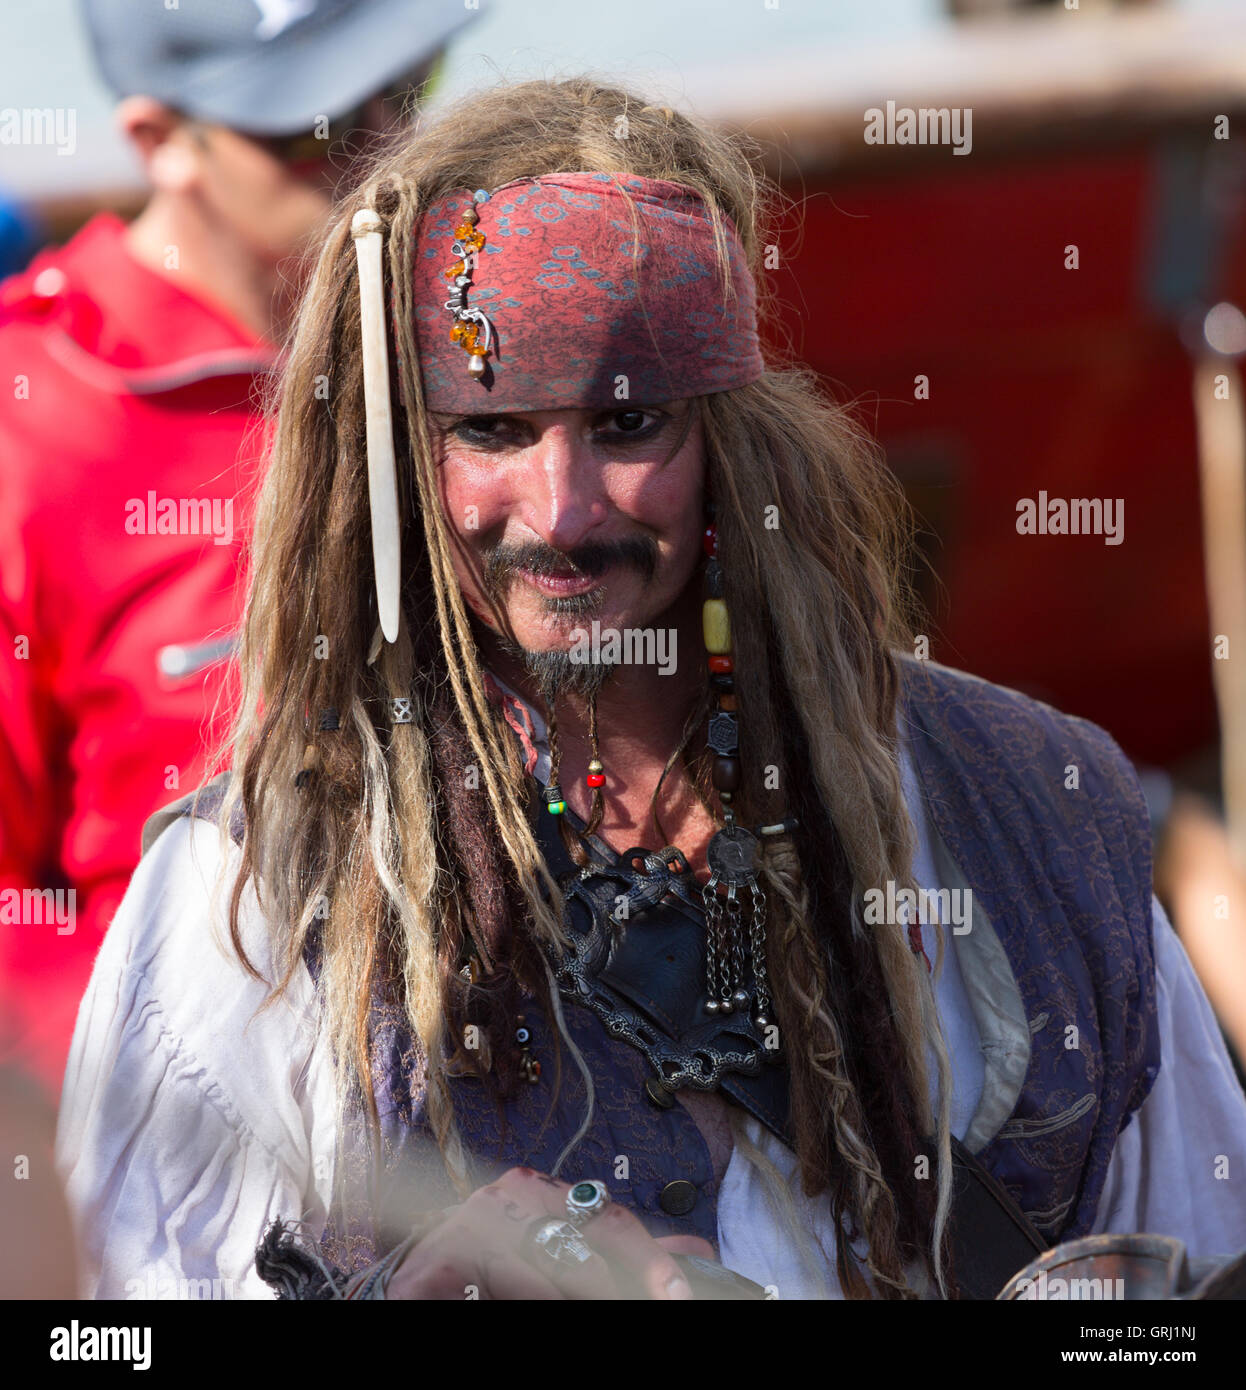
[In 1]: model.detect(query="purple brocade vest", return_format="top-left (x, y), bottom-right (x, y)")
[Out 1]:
top-left (899, 659), bottom-right (1159, 1240)
top-left (185, 658), bottom-right (1159, 1276)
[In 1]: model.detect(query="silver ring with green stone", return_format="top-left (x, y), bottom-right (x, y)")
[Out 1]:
top-left (565, 1179), bottom-right (611, 1226)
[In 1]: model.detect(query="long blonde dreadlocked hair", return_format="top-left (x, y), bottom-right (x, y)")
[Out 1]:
top-left (220, 76), bottom-right (955, 1297)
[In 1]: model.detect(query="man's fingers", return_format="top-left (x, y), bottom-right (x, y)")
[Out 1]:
top-left (476, 1169), bottom-right (701, 1299)
top-left (518, 1215), bottom-right (623, 1300)
top-left (474, 1177), bottom-right (621, 1299)
top-left (477, 1252), bottom-right (564, 1301)
top-left (387, 1246), bottom-right (476, 1300)
top-left (654, 1234), bottom-right (717, 1259)
top-left (579, 1201), bottom-right (695, 1299)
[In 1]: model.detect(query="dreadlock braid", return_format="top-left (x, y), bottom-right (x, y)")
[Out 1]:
top-left (582, 691), bottom-right (606, 839)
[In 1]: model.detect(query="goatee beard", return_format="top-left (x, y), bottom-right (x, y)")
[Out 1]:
top-left (493, 636), bottom-right (616, 703)
top-left (478, 534), bottom-right (659, 704)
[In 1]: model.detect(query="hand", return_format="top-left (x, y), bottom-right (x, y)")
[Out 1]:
top-left (384, 1166), bottom-right (715, 1300)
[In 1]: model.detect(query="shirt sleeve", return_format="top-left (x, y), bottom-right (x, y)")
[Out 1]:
top-left (1092, 894), bottom-right (1246, 1259)
top-left (54, 815), bottom-right (337, 1299)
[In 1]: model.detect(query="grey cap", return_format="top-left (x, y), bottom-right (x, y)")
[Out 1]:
top-left (81, 0), bottom-right (481, 135)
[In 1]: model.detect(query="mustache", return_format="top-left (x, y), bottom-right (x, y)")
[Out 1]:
top-left (480, 536), bottom-right (659, 598)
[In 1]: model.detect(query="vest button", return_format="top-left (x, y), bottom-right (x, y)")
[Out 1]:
top-left (644, 1077), bottom-right (675, 1110)
top-left (659, 1180), bottom-right (698, 1216)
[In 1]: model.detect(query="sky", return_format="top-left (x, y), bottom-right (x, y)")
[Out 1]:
top-left (0, 0), bottom-right (1238, 198)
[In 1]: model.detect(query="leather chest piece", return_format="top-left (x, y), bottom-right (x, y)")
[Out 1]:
top-left (531, 787), bottom-right (792, 1144)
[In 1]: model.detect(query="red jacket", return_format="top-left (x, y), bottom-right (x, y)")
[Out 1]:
top-left (0, 214), bottom-right (274, 1098)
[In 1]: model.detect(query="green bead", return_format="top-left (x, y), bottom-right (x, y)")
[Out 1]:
top-left (547, 800), bottom-right (566, 815)
top-left (571, 1182), bottom-right (598, 1203)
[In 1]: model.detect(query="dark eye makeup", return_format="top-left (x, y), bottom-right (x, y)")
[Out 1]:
top-left (434, 406), bottom-right (677, 450)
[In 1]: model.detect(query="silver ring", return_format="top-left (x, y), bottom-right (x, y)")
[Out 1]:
top-left (531, 1219), bottom-right (592, 1265)
top-left (565, 1179), bottom-right (611, 1226)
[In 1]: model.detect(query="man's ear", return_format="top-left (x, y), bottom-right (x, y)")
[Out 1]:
top-left (115, 96), bottom-right (201, 193)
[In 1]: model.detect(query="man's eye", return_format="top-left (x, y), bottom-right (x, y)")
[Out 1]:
top-left (600, 410), bottom-right (661, 436)
top-left (452, 417), bottom-right (510, 445)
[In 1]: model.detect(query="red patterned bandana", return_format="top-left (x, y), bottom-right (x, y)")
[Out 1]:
top-left (411, 171), bottom-right (764, 413)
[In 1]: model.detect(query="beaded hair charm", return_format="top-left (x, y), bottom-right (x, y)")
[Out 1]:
top-left (443, 189), bottom-right (495, 379)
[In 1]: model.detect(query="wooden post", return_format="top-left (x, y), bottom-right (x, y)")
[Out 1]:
top-left (1194, 353), bottom-right (1246, 869)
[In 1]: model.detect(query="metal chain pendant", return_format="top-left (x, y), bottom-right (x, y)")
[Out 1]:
top-left (702, 820), bottom-right (775, 1034)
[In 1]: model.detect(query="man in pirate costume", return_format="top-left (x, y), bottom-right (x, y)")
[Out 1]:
top-left (56, 78), bottom-right (1246, 1301)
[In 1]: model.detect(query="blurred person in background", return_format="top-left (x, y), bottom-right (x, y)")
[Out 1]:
top-left (0, 195), bottom-right (38, 278)
top-left (0, 0), bottom-right (475, 1102)
top-left (1154, 786), bottom-right (1246, 1085)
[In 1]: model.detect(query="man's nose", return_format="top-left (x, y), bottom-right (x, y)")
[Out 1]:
top-left (517, 429), bottom-right (608, 551)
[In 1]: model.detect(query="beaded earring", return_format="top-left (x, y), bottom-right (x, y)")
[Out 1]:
top-left (700, 502), bottom-right (796, 1038)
